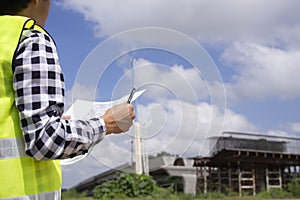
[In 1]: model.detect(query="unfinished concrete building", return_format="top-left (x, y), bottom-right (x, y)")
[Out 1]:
top-left (194, 132), bottom-right (300, 196)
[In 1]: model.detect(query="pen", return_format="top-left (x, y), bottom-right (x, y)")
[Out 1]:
top-left (127, 88), bottom-right (136, 104)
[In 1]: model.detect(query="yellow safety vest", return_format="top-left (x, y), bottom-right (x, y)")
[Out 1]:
top-left (0, 15), bottom-right (62, 199)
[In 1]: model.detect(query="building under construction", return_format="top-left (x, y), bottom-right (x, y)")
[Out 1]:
top-left (194, 132), bottom-right (300, 196)
top-left (73, 132), bottom-right (300, 196)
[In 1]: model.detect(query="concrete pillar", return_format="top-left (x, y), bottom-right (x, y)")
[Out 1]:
top-left (182, 174), bottom-right (197, 196)
top-left (204, 167), bottom-right (208, 194)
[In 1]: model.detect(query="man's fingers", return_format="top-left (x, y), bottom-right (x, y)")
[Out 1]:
top-left (102, 103), bottom-right (135, 134)
top-left (130, 112), bottom-right (136, 120)
top-left (127, 104), bottom-right (135, 119)
top-left (61, 115), bottom-right (71, 120)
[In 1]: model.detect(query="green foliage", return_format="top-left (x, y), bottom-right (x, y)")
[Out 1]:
top-left (61, 188), bottom-right (87, 199)
top-left (287, 178), bottom-right (300, 197)
top-left (168, 176), bottom-right (184, 192)
top-left (257, 188), bottom-right (293, 199)
top-left (223, 187), bottom-right (239, 197)
top-left (93, 172), bottom-right (172, 199)
top-left (197, 192), bottom-right (225, 199)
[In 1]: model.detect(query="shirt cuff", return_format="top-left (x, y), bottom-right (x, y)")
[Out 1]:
top-left (99, 117), bottom-right (106, 133)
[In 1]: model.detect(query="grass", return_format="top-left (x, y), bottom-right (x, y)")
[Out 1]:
top-left (62, 197), bottom-right (300, 200)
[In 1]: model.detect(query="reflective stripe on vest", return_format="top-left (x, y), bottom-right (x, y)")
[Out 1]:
top-left (0, 138), bottom-right (26, 159)
top-left (2, 189), bottom-right (61, 200)
top-left (0, 15), bottom-right (62, 199)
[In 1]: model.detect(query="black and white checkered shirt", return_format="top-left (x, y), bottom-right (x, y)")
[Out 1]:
top-left (13, 29), bottom-right (106, 160)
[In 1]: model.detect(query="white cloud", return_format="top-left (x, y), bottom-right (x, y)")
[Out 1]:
top-left (65, 82), bottom-right (98, 109)
top-left (125, 58), bottom-right (209, 101)
top-left (265, 129), bottom-right (294, 139)
top-left (279, 122), bottom-right (300, 135)
top-left (290, 122), bottom-right (300, 134)
top-left (62, 138), bottom-right (129, 188)
top-left (222, 42), bottom-right (300, 101)
top-left (56, 0), bottom-right (300, 103)
top-left (57, 1), bottom-right (300, 103)
top-left (56, 0), bottom-right (300, 48)
top-left (223, 109), bottom-right (257, 132)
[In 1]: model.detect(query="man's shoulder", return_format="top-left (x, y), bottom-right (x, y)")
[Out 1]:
top-left (21, 29), bottom-right (54, 45)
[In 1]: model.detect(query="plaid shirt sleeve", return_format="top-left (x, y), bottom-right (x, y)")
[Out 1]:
top-left (13, 30), bottom-right (106, 160)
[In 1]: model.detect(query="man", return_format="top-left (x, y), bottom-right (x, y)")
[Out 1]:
top-left (0, 0), bottom-right (135, 199)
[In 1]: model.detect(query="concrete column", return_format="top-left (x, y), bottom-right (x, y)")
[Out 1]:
top-left (182, 174), bottom-right (197, 196)
top-left (204, 167), bottom-right (208, 194)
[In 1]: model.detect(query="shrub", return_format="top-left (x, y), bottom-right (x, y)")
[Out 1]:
top-left (93, 172), bottom-right (172, 199)
top-left (257, 188), bottom-right (293, 199)
top-left (287, 178), bottom-right (300, 197)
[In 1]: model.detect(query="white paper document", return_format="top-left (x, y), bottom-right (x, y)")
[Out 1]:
top-left (61, 89), bottom-right (145, 165)
top-left (64, 89), bottom-right (145, 121)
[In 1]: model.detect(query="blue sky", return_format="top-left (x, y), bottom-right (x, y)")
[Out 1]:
top-left (45, 0), bottom-right (300, 188)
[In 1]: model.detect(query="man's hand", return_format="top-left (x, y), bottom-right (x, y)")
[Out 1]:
top-left (101, 104), bottom-right (135, 134)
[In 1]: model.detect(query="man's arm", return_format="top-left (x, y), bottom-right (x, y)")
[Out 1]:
top-left (13, 30), bottom-right (107, 160)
